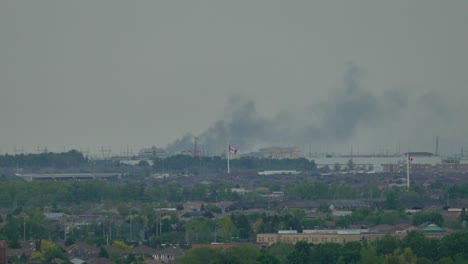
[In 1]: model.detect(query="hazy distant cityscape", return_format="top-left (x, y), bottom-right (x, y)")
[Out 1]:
top-left (2, 1), bottom-right (468, 263)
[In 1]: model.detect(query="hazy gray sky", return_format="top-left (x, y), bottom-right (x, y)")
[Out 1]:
top-left (1, 1), bottom-right (467, 156)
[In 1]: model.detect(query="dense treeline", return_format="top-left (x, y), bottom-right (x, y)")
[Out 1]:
top-left (153, 155), bottom-right (317, 174)
top-left (447, 184), bottom-right (468, 199)
top-left (0, 150), bottom-right (87, 169)
top-left (178, 231), bottom-right (468, 264)
top-left (0, 179), bottom-right (378, 209)
top-left (0, 181), bottom-right (245, 208)
top-left (0, 151), bottom-right (318, 174)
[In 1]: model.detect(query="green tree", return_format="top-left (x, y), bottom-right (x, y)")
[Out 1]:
top-left (311, 243), bottom-right (342, 264)
top-left (439, 231), bottom-right (468, 259)
top-left (385, 191), bottom-right (400, 210)
top-left (402, 231), bottom-right (439, 261)
top-left (2, 216), bottom-right (22, 247)
top-left (319, 165), bottom-right (331, 173)
top-left (287, 241), bottom-right (312, 264)
top-left (412, 212), bottom-right (444, 226)
top-left (347, 159), bottom-right (355, 171)
top-left (341, 241), bottom-right (362, 264)
top-left (383, 248), bottom-right (417, 264)
top-left (374, 234), bottom-right (401, 256)
top-left (267, 242), bottom-right (295, 264)
top-left (185, 217), bottom-right (216, 243)
top-left (99, 247), bottom-right (109, 258)
top-left (177, 247), bottom-right (220, 264)
top-left (257, 249), bottom-right (280, 264)
top-left (224, 245), bottom-right (261, 264)
top-left (218, 216), bottom-right (236, 242)
top-left (232, 214), bottom-right (253, 241)
top-left (334, 163), bottom-right (341, 172)
top-left (359, 244), bottom-right (382, 264)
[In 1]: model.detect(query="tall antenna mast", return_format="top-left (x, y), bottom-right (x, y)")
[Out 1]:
top-left (435, 136), bottom-right (439, 156)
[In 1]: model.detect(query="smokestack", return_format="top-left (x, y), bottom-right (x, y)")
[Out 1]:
top-left (435, 136), bottom-right (439, 156)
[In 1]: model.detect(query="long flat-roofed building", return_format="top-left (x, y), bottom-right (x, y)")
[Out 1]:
top-left (16, 173), bottom-right (120, 182)
top-left (257, 229), bottom-right (406, 246)
top-left (260, 147), bottom-right (302, 159)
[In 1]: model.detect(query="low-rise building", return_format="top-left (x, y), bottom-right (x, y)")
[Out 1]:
top-left (138, 146), bottom-right (169, 159)
top-left (257, 229), bottom-right (406, 246)
top-left (260, 147), bottom-right (302, 159)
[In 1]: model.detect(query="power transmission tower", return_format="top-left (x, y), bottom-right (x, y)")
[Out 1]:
top-left (14, 146), bottom-right (25, 155)
top-left (100, 147), bottom-right (112, 160)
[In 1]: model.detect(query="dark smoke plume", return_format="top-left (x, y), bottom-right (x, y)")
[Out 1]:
top-left (166, 64), bottom-right (397, 155)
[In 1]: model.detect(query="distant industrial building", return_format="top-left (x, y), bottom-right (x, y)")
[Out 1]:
top-left (260, 147), bottom-right (302, 159)
top-left (16, 173), bottom-right (121, 182)
top-left (382, 163), bottom-right (468, 173)
top-left (138, 146), bottom-right (169, 159)
top-left (258, 170), bottom-right (301, 175)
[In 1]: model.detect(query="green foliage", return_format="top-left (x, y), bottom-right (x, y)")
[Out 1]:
top-left (7, 238), bottom-right (21, 249)
top-left (412, 211), bottom-right (444, 226)
top-left (385, 191), bottom-right (400, 210)
top-left (384, 247), bottom-right (417, 264)
top-left (125, 253), bottom-right (143, 264)
top-left (0, 150), bottom-right (86, 169)
top-left (112, 240), bottom-right (133, 250)
top-left (257, 249), bottom-right (280, 264)
top-left (177, 247), bottom-right (221, 264)
top-left (205, 204), bottom-right (222, 214)
top-left (347, 159), bottom-right (355, 171)
top-left (287, 241), bottom-right (312, 264)
top-left (341, 241), bottom-right (362, 263)
top-left (218, 216), bottom-right (236, 242)
top-left (2, 216), bottom-right (22, 243)
top-left (439, 232), bottom-right (468, 259)
top-left (153, 155), bottom-right (317, 174)
top-left (166, 232), bottom-right (468, 264)
top-left (335, 207), bottom-right (408, 228)
top-left (302, 218), bottom-right (326, 230)
top-left (459, 208), bottom-right (468, 223)
top-left (374, 234), bottom-right (401, 256)
top-left (334, 163), bottom-right (341, 172)
top-left (403, 231), bottom-right (440, 261)
top-left (364, 211), bottom-right (408, 226)
top-left (319, 203), bottom-right (331, 213)
top-left (318, 165), bottom-right (331, 173)
top-left (231, 214), bottom-right (254, 241)
top-left (448, 184), bottom-right (468, 199)
top-left (311, 243), bottom-right (342, 264)
top-left (267, 242), bottom-right (295, 264)
top-left (99, 247), bottom-right (109, 258)
top-left (185, 217), bottom-right (216, 244)
top-left (29, 240), bottom-right (68, 262)
top-left (359, 244), bottom-right (382, 264)
top-left (225, 245), bottom-right (261, 264)
top-left (286, 182), bottom-right (361, 200)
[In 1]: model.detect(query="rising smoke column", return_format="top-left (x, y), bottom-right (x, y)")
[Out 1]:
top-left (166, 63), bottom-right (389, 154)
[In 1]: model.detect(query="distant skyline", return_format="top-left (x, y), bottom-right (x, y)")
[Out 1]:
top-left (1, 1), bottom-right (467, 156)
